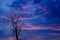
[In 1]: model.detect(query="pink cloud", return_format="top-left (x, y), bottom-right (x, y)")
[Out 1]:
top-left (7, 37), bottom-right (15, 40)
top-left (36, 4), bottom-right (49, 14)
top-left (48, 24), bottom-right (60, 30)
top-left (17, 23), bottom-right (60, 31)
top-left (18, 23), bottom-right (51, 30)
top-left (18, 15), bottom-right (39, 21)
top-left (0, 15), bottom-right (60, 31)
top-left (0, 15), bottom-right (9, 20)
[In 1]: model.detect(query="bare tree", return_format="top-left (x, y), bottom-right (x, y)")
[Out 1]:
top-left (4, 15), bottom-right (20, 40)
top-left (0, 12), bottom-right (38, 40)
top-left (0, 13), bottom-right (22, 40)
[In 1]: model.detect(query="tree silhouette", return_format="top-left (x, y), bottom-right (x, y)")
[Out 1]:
top-left (0, 14), bottom-right (21, 40)
top-left (9, 16), bottom-right (19, 40)
top-left (0, 0), bottom-right (42, 40)
top-left (0, 12), bottom-right (38, 40)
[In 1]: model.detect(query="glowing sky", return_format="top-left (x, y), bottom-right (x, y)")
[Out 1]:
top-left (0, 0), bottom-right (60, 40)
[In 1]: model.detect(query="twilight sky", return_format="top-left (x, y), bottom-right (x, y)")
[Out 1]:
top-left (0, 0), bottom-right (60, 40)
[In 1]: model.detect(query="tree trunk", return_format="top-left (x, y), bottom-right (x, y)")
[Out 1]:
top-left (15, 28), bottom-right (19, 40)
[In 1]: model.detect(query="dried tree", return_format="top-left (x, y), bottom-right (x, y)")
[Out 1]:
top-left (0, 13), bottom-right (37, 40)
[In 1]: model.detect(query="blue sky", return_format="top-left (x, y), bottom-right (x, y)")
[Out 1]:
top-left (0, 0), bottom-right (60, 40)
